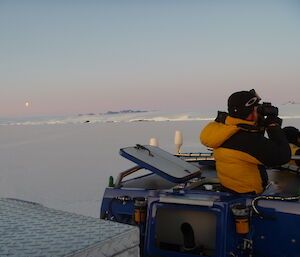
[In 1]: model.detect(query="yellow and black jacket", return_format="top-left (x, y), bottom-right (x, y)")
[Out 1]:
top-left (200, 112), bottom-right (291, 194)
top-left (288, 144), bottom-right (300, 166)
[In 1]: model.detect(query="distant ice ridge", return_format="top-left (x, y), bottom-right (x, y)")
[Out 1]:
top-left (0, 111), bottom-right (215, 126)
top-left (1, 104), bottom-right (299, 126)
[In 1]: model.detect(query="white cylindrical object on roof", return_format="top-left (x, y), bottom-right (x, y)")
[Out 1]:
top-left (174, 130), bottom-right (183, 153)
top-left (149, 137), bottom-right (159, 147)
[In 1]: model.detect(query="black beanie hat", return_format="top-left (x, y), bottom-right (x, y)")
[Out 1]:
top-left (228, 89), bottom-right (260, 119)
top-left (282, 126), bottom-right (300, 145)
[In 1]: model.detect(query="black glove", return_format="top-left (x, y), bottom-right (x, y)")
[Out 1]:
top-left (264, 115), bottom-right (282, 127)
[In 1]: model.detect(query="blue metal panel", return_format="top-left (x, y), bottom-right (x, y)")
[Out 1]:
top-left (100, 187), bottom-right (151, 222)
top-left (250, 200), bottom-right (300, 257)
top-left (143, 192), bottom-right (244, 257)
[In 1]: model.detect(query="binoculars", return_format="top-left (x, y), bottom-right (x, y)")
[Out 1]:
top-left (257, 102), bottom-right (278, 117)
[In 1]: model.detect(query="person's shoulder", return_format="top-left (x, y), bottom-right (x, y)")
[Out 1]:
top-left (235, 127), bottom-right (264, 139)
top-left (225, 128), bottom-right (264, 147)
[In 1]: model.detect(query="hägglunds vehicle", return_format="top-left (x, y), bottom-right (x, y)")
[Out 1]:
top-left (101, 143), bottom-right (300, 257)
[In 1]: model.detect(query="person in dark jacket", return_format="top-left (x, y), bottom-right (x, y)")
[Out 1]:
top-left (200, 89), bottom-right (291, 194)
top-left (282, 126), bottom-right (300, 166)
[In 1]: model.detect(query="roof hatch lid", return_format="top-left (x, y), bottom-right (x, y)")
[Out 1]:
top-left (119, 145), bottom-right (202, 183)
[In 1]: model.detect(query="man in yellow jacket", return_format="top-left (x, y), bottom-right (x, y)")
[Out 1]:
top-left (200, 89), bottom-right (291, 194)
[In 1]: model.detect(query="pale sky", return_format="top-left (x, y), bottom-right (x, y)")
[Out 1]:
top-left (1, 0), bottom-right (299, 117)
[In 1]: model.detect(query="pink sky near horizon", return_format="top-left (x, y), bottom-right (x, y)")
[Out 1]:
top-left (1, 1), bottom-right (299, 118)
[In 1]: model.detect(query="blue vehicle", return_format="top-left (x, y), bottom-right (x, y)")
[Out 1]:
top-left (100, 144), bottom-right (300, 257)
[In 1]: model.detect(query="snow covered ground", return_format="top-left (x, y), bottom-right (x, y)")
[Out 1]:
top-left (0, 110), bottom-right (299, 217)
top-left (0, 120), bottom-right (209, 217)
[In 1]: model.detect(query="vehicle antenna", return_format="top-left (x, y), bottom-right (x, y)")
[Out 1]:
top-left (149, 138), bottom-right (159, 147)
top-left (175, 130), bottom-right (183, 153)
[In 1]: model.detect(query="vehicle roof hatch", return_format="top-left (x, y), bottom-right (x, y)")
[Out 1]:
top-left (119, 145), bottom-right (202, 183)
